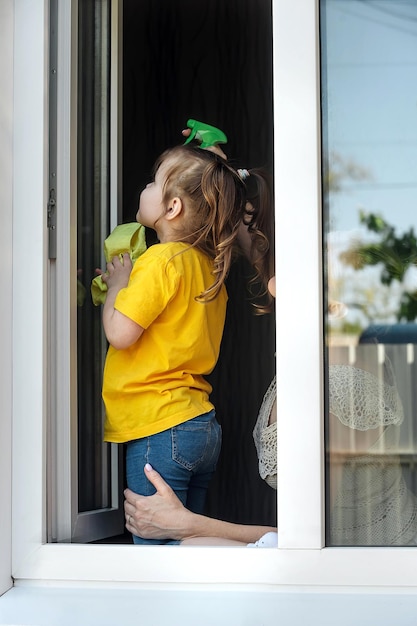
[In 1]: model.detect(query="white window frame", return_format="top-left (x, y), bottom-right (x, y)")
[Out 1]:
top-left (0, 0), bottom-right (14, 597)
top-left (8, 0), bottom-right (417, 591)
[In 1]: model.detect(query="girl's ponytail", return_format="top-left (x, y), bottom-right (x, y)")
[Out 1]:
top-left (197, 159), bottom-right (246, 302)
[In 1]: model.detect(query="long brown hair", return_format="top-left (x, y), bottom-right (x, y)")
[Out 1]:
top-left (153, 145), bottom-right (246, 302)
top-left (242, 168), bottom-right (275, 314)
top-left (152, 145), bottom-right (274, 311)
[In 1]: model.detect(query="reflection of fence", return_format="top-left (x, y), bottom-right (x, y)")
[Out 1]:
top-left (329, 341), bottom-right (417, 545)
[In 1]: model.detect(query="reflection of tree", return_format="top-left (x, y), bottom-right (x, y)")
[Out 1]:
top-left (329, 269), bottom-right (401, 332)
top-left (340, 211), bottom-right (417, 322)
top-left (343, 275), bottom-right (401, 326)
top-left (326, 152), bottom-right (375, 333)
top-left (325, 151), bottom-right (372, 194)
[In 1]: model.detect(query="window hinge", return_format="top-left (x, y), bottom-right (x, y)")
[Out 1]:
top-left (48, 187), bottom-right (57, 259)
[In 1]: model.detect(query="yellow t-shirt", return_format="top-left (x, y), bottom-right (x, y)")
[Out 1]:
top-left (103, 241), bottom-right (227, 442)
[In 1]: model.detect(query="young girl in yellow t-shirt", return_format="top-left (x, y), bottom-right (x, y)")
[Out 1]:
top-left (100, 143), bottom-right (271, 544)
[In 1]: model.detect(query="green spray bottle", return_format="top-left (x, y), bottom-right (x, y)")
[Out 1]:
top-left (183, 119), bottom-right (228, 149)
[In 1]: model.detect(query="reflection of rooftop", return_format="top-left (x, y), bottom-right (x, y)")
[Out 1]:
top-left (360, 323), bottom-right (417, 344)
top-left (329, 324), bottom-right (417, 348)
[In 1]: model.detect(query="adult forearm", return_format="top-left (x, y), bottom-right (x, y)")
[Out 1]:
top-left (124, 471), bottom-right (276, 545)
top-left (179, 510), bottom-right (276, 544)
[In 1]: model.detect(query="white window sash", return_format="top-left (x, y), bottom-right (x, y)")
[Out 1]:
top-left (274, 0), bottom-right (325, 551)
top-left (49, 0), bottom-right (124, 546)
top-left (10, 0), bottom-right (417, 590)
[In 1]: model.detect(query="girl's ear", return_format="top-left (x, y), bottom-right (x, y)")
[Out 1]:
top-left (166, 197), bottom-right (183, 220)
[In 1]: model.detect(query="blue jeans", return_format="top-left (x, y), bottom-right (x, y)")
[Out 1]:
top-left (126, 410), bottom-right (222, 545)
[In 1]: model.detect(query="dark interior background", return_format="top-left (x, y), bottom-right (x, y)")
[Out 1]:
top-left (123, 0), bottom-right (276, 528)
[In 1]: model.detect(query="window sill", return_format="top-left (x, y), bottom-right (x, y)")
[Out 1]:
top-left (1, 585), bottom-right (417, 626)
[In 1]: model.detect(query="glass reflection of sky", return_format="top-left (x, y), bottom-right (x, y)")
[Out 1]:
top-left (323, 0), bottom-right (417, 325)
top-left (323, 0), bottom-right (417, 234)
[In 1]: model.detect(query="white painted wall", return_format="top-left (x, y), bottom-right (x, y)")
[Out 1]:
top-left (0, 0), bottom-right (14, 597)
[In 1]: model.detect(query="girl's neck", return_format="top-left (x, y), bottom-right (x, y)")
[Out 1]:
top-left (153, 221), bottom-right (172, 244)
top-left (155, 221), bottom-right (186, 245)
top-left (157, 231), bottom-right (179, 244)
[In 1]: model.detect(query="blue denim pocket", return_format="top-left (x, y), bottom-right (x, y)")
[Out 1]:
top-left (171, 410), bottom-right (221, 472)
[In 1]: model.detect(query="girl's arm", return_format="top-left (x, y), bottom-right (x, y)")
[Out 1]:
top-left (124, 464), bottom-right (276, 545)
top-left (102, 253), bottom-right (144, 349)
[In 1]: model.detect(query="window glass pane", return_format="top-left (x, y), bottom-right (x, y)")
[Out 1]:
top-left (321, 0), bottom-right (417, 546)
top-left (77, 0), bottom-right (111, 512)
